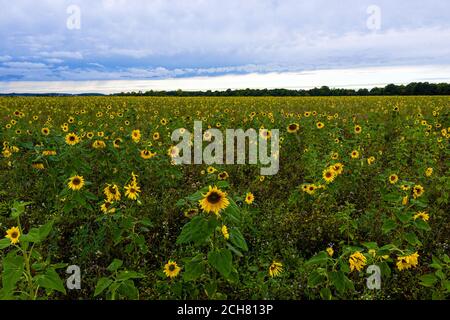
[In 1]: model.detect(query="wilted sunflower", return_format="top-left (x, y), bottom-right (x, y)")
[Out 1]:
top-left (5, 226), bottom-right (21, 244)
top-left (396, 252), bottom-right (419, 271)
top-left (221, 225), bottom-right (230, 240)
top-left (104, 184), bottom-right (121, 201)
top-left (349, 251), bottom-right (367, 272)
top-left (68, 175), bottom-right (85, 191)
top-left (269, 261), bottom-right (283, 277)
top-left (199, 186), bottom-right (230, 215)
top-left (164, 260), bottom-right (181, 278)
top-left (65, 133), bottom-right (80, 145)
top-left (245, 192), bottom-right (255, 204)
top-left (287, 123), bottom-right (300, 133)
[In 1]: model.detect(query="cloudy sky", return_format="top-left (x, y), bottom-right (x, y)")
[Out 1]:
top-left (1, 0), bottom-right (450, 93)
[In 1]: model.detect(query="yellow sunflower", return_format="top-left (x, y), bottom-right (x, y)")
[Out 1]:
top-left (65, 133), bottom-right (80, 145)
top-left (354, 125), bottom-right (362, 134)
top-left (5, 226), bottom-right (21, 244)
top-left (104, 184), bottom-right (121, 201)
top-left (245, 192), bottom-right (255, 204)
top-left (131, 129), bottom-right (141, 142)
top-left (221, 225), bottom-right (230, 240)
top-left (68, 175), bottom-right (85, 191)
top-left (287, 123), bottom-right (300, 133)
top-left (140, 149), bottom-right (156, 159)
top-left (41, 127), bottom-right (50, 135)
top-left (413, 211), bottom-right (429, 221)
top-left (323, 168), bottom-right (336, 183)
top-left (350, 150), bottom-right (359, 159)
top-left (389, 174), bottom-right (399, 184)
top-left (349, 251), bottom-right (367, 272)
top-left (413, 184), bottom-right (424, 198)
top-left (199, 186), bottom-right (230, 215)
top-left (164, 260), bottom-right (181, 278)
top-left (124, 182), bottom-right (141, 200)
top-left (218, 171), bottom-right (229, 180)
top-left (269, 261), bottom-right (283, 277)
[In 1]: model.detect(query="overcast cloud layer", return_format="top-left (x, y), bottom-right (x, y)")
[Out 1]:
top-left (1, 0), bottom-right (450, 92)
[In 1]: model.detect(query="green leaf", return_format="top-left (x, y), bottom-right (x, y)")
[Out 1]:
top-left (118, 280), bottom-right (139, 299)
top-left (107, 259), bottom-right (123, 272)
top-left (305, 251), bottom-right (329, 266)
top-left (229, 228), bottom-right (248, 252)
top-left (329, 271), bottom-right (353, 294)
top-left (176, 216), bottom-right (218, 245)
top-left (362, 242), bottom-right (378, 250)
top-left (21, 220), bottom-right (54, 244)
top-left (116, 271), bottom-right (144, 281)
top-left (2, 252), bottom-right (24, 294)
top-left (208, 249), bottom-right (232, 278)
top-left (226, 243), bottom-right (243, 257)
top-left (320, 287), bottom-right (332, 300)
top-left (382, 219), bottom-right (397, 234)
top-left (11, 201), bottom-right (32, 218)
top-left (35, 268), bottom-right (66, 294)
top-left (307, 270), bottom-right (326, 288)
top-left (414, 219), bottom-right (431, 231)
top-left (404, 232), bottom-right (421, 246)
top-left (395, 211), bottom-right (412, 224)
top-left (183, 256), bottom-right (206, 282)
top-left (223, 199), bottom-right (241, 224)
top-left (419, 274), bottom-right (438, 287)
top-left (94, 277), bottom-right (113, 297)
top-left (0, 238), bottom-right (11, 249)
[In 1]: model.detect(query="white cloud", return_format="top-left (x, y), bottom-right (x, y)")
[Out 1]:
top-left (1, 65), bottom-right (449, 94)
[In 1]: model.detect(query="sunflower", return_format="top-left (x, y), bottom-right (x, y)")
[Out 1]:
top-left (305, 184), bottom-right (317, 195)
top-left (163, 260), bottom-right (181, 278)
top-left (42, 150), bottom-right (57, 156)
top-left (425, 167), bottom-right (433, 177)
top-left (100, 200), bottom-right (116, 214)
top-left (245, 192), bottom-right (255, 204)
top-left (354, 125), bottom-right (362, 134)
top-left (65, 133), bottom-right (80, 145)
top-left (92, 140), bottom-right (106, 149)
top-left (41, 127), bottom-right (50, 135)
top-left (269, 261), bottom-right (283, 277)
top-left (221, 225), bottom-right (230, 240)
top-left (124, 182), bottom-right (141, 200)
top-left (401, 184), bottom-right (410, 191)
top-left (331, 152), bottom-right (339, 160)
top-left (131, 129), bottom-right (141, 142)
top-left (140, 149), bottom-right (156, 160)
top-left (367, 156), bottom-right (375, 165)
top-left (184, 208), bottom-right (198, 218)
top-left (396, 252), bottom-right (419, 271)
top-left (68, 175), bottom-right (85, 191)
top-left (113, 138), bottom-right (122, 148)
top-left (413, 211), bottom-right (429, 221)
top-left (389, 174), bottom-right (399, 184)
top-left (160, 118), bottom-right (168, 125)
top-left (413, 184), bottom-right (424, 198)
top-left (167, 146), bottom-right (180, 158)
top-left (5, 226), bottom-right (21, 244)
top-left (104, 184), bottom-right (121, 201)
top-left (207, 166), bottom-right (216, 174)
top-left (32, 162), bottom-right (44, 170)
top-left (86, 132), bottom-right (94, 139)
top-left (323, 168), bottom-right (336, 183)
top-left (218, 171), bottom-right (229, 180)
top-left (349, 251), bottom-right (367, 272)
top-left (332, 163), bottom-right (344, 175)
top-left (287, 123), bottom-right (300, 133)
top-left (326, 247), bottom-right (334, 257)
top-left (153, 132), bottom-right (160, 140)
top-left (199, 186), bottom-right (230, 215)
top-left (350, 150), bottom-right (359, 159)
top-left (316, 122), bottom-right (324, 129)
top-left (259, 129), bottom-right (271, 139)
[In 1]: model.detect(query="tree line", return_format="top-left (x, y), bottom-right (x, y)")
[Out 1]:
top-left (115, 82), bottom-right (450, 97)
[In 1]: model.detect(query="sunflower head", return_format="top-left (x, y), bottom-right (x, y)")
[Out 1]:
top-left (269, 261), bottom-right (283, 277)
top-left (164, 260), bottom-right (181, 278)
top-left (245, 192), bottom-right (255, 204)
top-left (68, 175), bottom-right (85, 191)
top-left (5, 226), bottom-right (21, 244)
top-left (199, 186), bottom-right (230, 215)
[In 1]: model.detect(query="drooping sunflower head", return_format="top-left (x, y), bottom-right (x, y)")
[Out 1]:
top-left (199, 186), bottom-right (230, 215)
top-left (68, 175), bottom-right (85, 191)
top-left (5, 226), bottom-right (21, 244)
top-left (163, 260), bottom-right (181, 278)
top-left (269, 261), bottom-right (283, 277)
top-left (349, 251), bottom-right (367, 272)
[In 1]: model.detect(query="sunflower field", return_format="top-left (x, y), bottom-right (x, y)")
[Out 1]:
top-left (0, 96), bottom-right (449, 300)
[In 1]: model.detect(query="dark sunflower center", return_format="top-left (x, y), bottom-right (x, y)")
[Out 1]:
top-left (289, 124), bottom-right (297, 130)
top-left (72, 178), bottom-right (80, 185)
top-left (326, 172), bottom-right (332, 178)
top-left (11, 231), bottom-right (18, 238)
top-left (169, 265), bottom-right (175, 271)
top-left (69, 136), bottom-right (75, 141)
top-left (130, 188), bottom-right (136, 193)
top-left (207, 192), bottom-right (221, 204)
